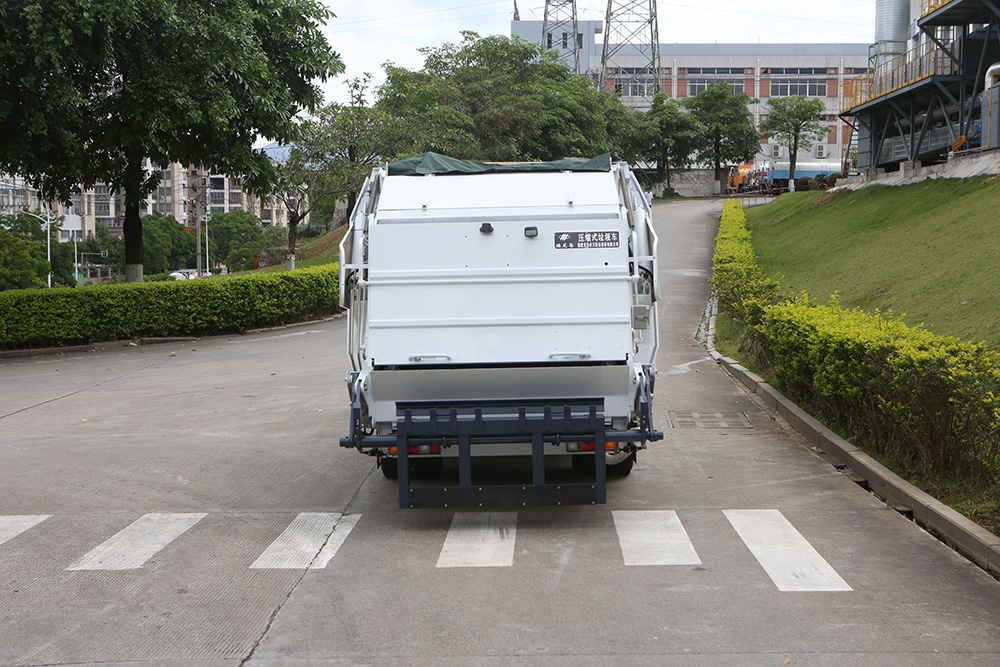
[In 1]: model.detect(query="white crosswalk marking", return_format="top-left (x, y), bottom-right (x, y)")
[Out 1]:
top-left (724, 509), bottom-right (852, 592)
top-left (0, 515), bottom-right (51, 547)
top-left (436, 512), bottom-right (517, 568)
top-left (250, 512), bottom-right (360, 569)
top-left (66, 513), bottom-right (206, 571)
top-left (612, 510), bottom-right (701, 566)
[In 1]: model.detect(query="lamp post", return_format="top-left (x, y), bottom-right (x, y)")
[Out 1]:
top-left (22, 208), bottom-right (55, 287)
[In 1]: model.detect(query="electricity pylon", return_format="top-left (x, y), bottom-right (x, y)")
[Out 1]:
top-left (600, 0), bottom-right (660, 105)
top-left (542, 0), bottom-right (581, 75)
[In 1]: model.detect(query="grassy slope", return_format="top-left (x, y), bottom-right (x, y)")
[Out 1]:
top-left (744, 176), bottom-right (1000, 351)
top-left (254, 225), bottom-right (348, 274)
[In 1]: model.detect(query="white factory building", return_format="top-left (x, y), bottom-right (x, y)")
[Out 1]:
top-left (512, 19), bottom-right (870, 181)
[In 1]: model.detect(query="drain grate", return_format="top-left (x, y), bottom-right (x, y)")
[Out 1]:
top-left (669, 410), bottom-right (753, 429)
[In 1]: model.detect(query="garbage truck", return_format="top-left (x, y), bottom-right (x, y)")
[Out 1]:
top-left (339, 152), bottom-right (661, 507)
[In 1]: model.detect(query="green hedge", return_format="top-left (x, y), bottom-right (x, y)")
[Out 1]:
top-left (0, 265), bottom-right (340, 350)
top-left (714, 201), bottom-right (1000, 482)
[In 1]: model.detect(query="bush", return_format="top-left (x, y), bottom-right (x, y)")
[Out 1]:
top-left (826, 172), bottom-right (841, 188)
top-left (794, 176), bottom-right (810, 192)
top-left (712, 201), bottom-right (1000, 483)
top-left (713, 200), bottom-right (781, 329)
top-left (757, 297), bottom-right (1000, 482)
top-left (0, 264), bottom-right (340, 349)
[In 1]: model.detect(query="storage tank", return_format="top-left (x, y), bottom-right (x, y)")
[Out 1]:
top-left (874, 0), bottom-right (909, 64)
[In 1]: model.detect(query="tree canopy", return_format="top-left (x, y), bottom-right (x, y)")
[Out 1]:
top-left (682, 82), bottom-right (760, 186)
top-left (760, 96), bottom-right (829, 183)
top-left (376, 32), bottom-right (626, 162)
top-left (0, 0), bottom-right (344, 281)
top-left (646, 94), bottom-right (702, 189)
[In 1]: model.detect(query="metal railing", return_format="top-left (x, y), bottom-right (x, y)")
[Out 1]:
top-left (920, 0), bottom-right (954, 17)
top-left (840, 39), bottom-right (954, 112)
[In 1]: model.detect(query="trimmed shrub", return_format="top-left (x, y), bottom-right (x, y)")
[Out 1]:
top-left (713, 200), bottom-right (1000, 482)
top-left (0, 264), bottom-right (339, 350)
top-left (712, 200), bottom-right (781, 329)
top-left (757, 298), bottom-right (1000, 482)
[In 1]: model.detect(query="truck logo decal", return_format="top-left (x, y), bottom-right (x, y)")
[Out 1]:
top-left (554, 231), bottom-right (620, 249)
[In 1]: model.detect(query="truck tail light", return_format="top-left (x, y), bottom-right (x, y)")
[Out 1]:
top-left (407, 445), bottom-right (441, 455)
top-left (568, 442), bottom-right (618, 452)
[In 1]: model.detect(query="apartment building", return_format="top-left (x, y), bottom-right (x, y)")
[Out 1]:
top-left (2, 145), bottom-right (297, 243)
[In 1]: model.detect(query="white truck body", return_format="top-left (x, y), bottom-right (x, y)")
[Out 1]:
top-left (339, 153), bottom-right (660, 506)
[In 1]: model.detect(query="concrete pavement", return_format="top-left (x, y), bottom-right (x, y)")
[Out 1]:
top-left (1, 198), bottom-right (998, 665)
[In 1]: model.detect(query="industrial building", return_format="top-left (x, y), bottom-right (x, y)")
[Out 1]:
top-left (512, 18), bottom-right (869, 182)
top-left (841, 0), bottom-right (1000, 176)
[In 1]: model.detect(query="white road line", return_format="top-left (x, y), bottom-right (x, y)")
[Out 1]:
top-left (436, 512), bottom-right (517, 568)
top-left (0, 515), bottom-right (51, 547)
top-left (250, 512), bottom-right (360, 569)
top-left (724, 509), bottom-right (852, 592)
top-left (612, 510), bottom-right (702, 566)
top-left (66, 513), bottom-right (206, 571)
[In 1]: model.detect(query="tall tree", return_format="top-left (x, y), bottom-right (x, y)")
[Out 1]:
top-left (760, 96), bottom-right (828, 184)
top-left (0, 0), bottom-right (343, 282)
top-left (683, 82), bottom-right (760, 191)
top-left (274, 76), bottom-right (400, 268)
top-left (377, 32), bottom-right (624, 162)
top-left (647, 93), bottom-right (703, 190)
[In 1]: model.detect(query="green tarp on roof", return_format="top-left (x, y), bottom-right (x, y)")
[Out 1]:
top-left (387, 152), bottom-right (612, 176)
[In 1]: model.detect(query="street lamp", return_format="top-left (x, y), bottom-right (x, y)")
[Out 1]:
top-left (21, 208), bottom-right (55, 287)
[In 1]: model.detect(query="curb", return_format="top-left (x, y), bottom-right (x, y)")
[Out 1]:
top-left (0, 313), bottom-right (346, 360)
top-left (703, 299), bottom-right (1000, 578)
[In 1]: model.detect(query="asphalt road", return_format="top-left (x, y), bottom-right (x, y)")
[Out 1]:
top-left (2, 199), bottom-right (999, 666)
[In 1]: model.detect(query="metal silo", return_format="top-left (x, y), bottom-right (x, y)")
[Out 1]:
top-left (874, 0), bottom-right (910, 64)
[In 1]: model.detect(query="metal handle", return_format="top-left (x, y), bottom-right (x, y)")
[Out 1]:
top-left (549, 352), bottom-right (592, 360)
top-left (408, 354), bottom-right (452, 362)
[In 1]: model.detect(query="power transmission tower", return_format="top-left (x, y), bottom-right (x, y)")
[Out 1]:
top-left (601, 0), bottom-right (660, 106)
top-left (542, 0), bottom-right (581, 75)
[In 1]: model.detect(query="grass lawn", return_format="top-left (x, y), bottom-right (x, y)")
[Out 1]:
top-left (252, 225), bottom-right (348, 274)
top-left (737, 178), bottom-right (1000, 533)
top-left (744, 177), bottom-right (1000, 351)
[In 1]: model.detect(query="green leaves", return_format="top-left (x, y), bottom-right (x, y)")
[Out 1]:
top-left (714, 200), bottom-right (1000, 484)
top-left (0, 0), bottom-right (344, 274)
top-left (683, 82), bottom-right (760, 174)
top-left (0, 264), bottom-right (340, 348)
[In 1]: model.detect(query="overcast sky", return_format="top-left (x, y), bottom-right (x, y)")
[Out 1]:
top-left (320, 1), bottom-right (877, 105)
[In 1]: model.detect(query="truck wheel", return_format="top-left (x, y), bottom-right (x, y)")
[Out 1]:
top-left (607, 452), bottom-right (635, 477)
top-left (572, 451), bottom-right (636, 476)
top-left (380, 457), bottom-right (398, 479)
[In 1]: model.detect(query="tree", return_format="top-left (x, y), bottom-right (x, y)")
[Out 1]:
top-left (207, 210), bottom-right (264, 266)
top-left (79, 223), bottom-right (125, 274)
top-left (376, 32), bottom-right (625, 162)
top-left (683, 82), bottom-right (760, 190)
top-left (272, 76), bottom-right (400, 269)
top-left (760, 96), bottom-right (828, 184)
top-left (647, 94), bottom-right (703, 190)
top-left (0, 211), bottom-right (75, 286)
top-left (0, 227), bottom-right (47, 290)
top-left (226, 241), bottom-right (265, 272)
top-left (141, 212), bottom-right (196, 273)
top-left (0, 0), bottom-right (344, 282)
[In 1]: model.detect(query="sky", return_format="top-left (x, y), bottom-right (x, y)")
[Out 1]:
top-left (320, 1), bottom-right (877, 105)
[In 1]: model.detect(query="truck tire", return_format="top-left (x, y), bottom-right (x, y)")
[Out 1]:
top-left (607, 451), bottom-right (635, 477)
top-left (380, 457), bottom-right (398, 479)
top-left (571, 451), bottom-right (636, 477)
